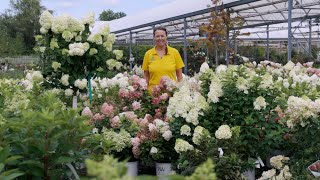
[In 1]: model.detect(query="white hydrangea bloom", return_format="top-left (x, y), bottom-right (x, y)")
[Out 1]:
top-left (61, 74), bottom-right (69, 86)
top-left (283, 61), bottom-right (295, 71)
top-left (103, 41), bottom-right (113, 52)
top-left (50, 38), bottom-right (59, 50)
top-left (199, 62), bottom-right (210, 73)
top-left (254, 96), bottom-right (267, 110)
top-left (82, 12), bottom-right (95, 26)
top-left (257, 169), bottom-right (276, 180)
top-left (275, 165), bottom-right (292, 179)
top-left (207, 75), bottom-right (223, 103)
top-left (113, 50), bottom-right (123, 60)
top-left (282, 79), bottom-right (290, 88)
top-left (106, 59), bottom-right (119, 70)
top-left (67, 17), bottom-right (85, 32)
top-left (107, 33), bottom-right (116, 44)
top-left (51, 61), bottom-right (61, 71)
top-left (68, 42), bottom-right (87, 56)
top-left (64, 88), bottom-right (73, 96)
top-left (21, 79), bottom-right (33, 90)
top-left (39, 47), bottom-right (46, 53)
top-left (285, 96), bottom-right (319, 127)
top-left (184, 108), bottom-right (197, 124)
top-left (102, 129), bottom-right (132, 152)
top-left (31, 71), bottom-right (43, 82)
top-left (74, 79), bottom-right (87, 90)
top-left (62, 31), bottom-right (73, 42)
top-left (167, 82), bottom-right (208, 124)
top-left (51, 15), bottom-right (70, 34)
top-left (150, 147), bottom-right (158, 154)
top-left (180, 125), bottom-right (191, 136)
top-left (236, 77), bottom-right (250, 94)
top-left (215, 65), bottom-right (228, 74)
top-left (162, 130), bottom-right (172, 141)
top-left (270, 155), bottom-right (289, 170)
top-left (88, 34), bottom-right (103, 45)
top-left (215, 125), bottom-right (232, 139)
top-left (40, 27), bottom-right (48, 34)
top-left (259, 73), bottom-right (274, 90)
top-left (99, 24), bottom-right (110, 36)
top-left (174, 139), bottom-right (194, 154)
top-left (192, 126), bottom-right (204, 145)
top-left (39, 10), bottom-right (53, 30)
top-left (75, 35), bottom-right (82, 41)
top-left (89, 48), bottom-right (98, 55)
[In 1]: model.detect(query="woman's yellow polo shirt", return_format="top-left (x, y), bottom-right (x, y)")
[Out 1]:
top-left (142, 46), bottom-right (185, 92)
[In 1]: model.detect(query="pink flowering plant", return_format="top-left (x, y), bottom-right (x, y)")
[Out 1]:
top-left (80, 73), bottom-right (154, 161)
top-left (138, 115), bottom-right (178, 163)
top-left (133, 76), bottom-right (180, 163)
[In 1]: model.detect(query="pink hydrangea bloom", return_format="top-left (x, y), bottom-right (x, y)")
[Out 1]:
top-left (119, 88), bottom-right (129, 98)
top-left (138, 79), bottom-right (148, 90)
top-left (101, 103), bottom-right (114, 117)
top-left (125, 111), bottom-right (137, 121)
top-left (122, 106), bottom-right (128, 111)
top-left (307, 67), bottom-right (316, 74)
top-left (132, 145), bottom-right (140, 159)
top-left (139, 118), bottom-right (149, 127)
top-left (144, 114), bottom-right (153, 122)
top-left (152, 97), bottom-right (161, 105)
top-left (81, 107), bottom-right (93, 117)
top-left (159, 93), bottom-right (169, 101)
top-left (110, 115), bottom-right (121, 128)
top-left (132, 101), bottom-right (141, 110)
top-left (148, 123), bottom-right (157, 132)
top-left (131, 137), bottom-right (141, 147)
top-left (303, 62), bottom-right (314, 67)
top-left (92, 113), bottom-right (105, 122)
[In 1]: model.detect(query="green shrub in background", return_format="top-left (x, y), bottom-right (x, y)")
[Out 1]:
top-left (0, 84), bottom-right (94, 179)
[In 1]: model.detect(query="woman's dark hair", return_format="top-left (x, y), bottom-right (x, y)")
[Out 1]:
top-left (153, 26), bottom-right (168, 55)
top-left (153, 26), bottom-right (168, 37)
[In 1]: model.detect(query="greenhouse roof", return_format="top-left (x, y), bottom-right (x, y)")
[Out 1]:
top-left (93, 0), bottom-right (320, 43)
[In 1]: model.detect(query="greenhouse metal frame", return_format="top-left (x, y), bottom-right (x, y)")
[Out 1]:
top-left (106, 0), bottom-right (320, 73)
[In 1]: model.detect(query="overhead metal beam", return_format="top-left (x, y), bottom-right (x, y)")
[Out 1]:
top-left (236, 14), bottom-right (320, 29)
top-left (288, 0), bottom-right (293, 62)
top-left (112, 0), bottom-right (263, 34)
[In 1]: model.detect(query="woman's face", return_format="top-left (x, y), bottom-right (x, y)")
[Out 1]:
top-left (154, 29), bottom-right (167, 47)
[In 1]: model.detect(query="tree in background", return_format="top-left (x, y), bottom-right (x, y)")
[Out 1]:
top-left (0, 0), bottom-right (46, 54)
top-left (99, 9), bottom-right (126, 21)
top-left (190, 0), bottom-right (245, 67)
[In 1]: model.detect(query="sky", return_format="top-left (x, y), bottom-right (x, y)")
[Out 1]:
top-left (0, 0), bottom-right (173, 19)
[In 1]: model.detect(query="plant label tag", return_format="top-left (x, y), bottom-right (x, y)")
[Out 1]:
top-left (255, 159), bottom-right (261, 168)
top-left (257, 156), bottom-right (265, 167)
top-left (218, 147), bottom-right (224, 157)
top-left (308, 160), bottom-right (320, 177)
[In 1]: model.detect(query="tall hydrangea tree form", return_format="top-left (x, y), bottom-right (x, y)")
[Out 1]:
top-left (34, 11), bottom-right (124, 96)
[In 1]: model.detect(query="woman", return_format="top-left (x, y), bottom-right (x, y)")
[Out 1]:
top-left (142, 26), bottom-right (185, 93)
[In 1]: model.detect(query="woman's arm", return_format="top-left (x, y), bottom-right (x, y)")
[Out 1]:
top-left (144, 70), bottom-right (150, 85)
top-left (176, 68), bottom-right (183, 82)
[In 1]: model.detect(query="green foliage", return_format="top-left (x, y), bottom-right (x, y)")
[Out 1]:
top-left (0, 0), bottom-right (44, 54)
top-left (85, 155), bottom-right (132, 180)
top-left (1, 87), bottom-right (93, 178)
top-left (140, 138), bottom-right (179, 163)
top-left (287, 118), bottom-right (320, 178)
top-left (98, 9), bottom-right (126, 21)
top-left (0, 146), bottom-right (24, 180)
top-left (185, 158), bottom-right (217, 180)
top-left (0, 27), bottom-right (26, 56)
